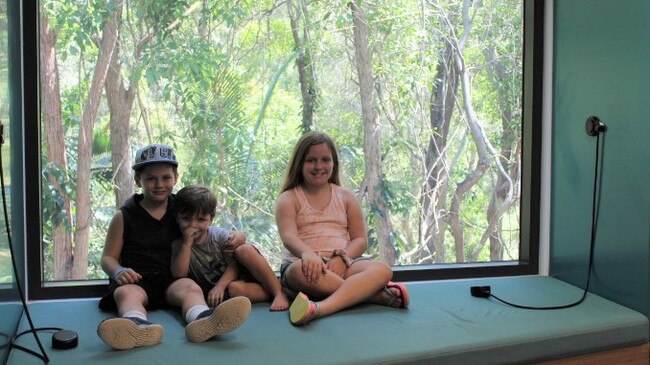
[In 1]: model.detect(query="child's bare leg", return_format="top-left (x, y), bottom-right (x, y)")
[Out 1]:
top-left (286, 260), bottom-right (391, 320)
top-left (234, 244), bottom-right (289, 311)
top-left (165, 277), bottom-right (208, 319)
top-left (166, 278), bottom-right (250, 343)
top-left (228, 280), bottom-right (269, 302)
top-left (98, 285), bottom-right (162, 350)
top-left (113, 284), bottom-right (149, 317)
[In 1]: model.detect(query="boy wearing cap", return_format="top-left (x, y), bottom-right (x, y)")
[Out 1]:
top-left (97, 144), bottom-right (251, 350)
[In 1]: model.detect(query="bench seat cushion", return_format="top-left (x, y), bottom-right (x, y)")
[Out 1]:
top-left (8, 275), bottom-right (649, 365)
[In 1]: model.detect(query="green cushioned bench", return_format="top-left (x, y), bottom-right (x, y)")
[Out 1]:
top-left (7, 276), bottom-right (649, 365)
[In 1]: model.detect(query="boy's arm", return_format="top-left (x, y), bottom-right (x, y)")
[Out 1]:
top-left (101, 211), bottom-right (141, 284)
top-left (170, 227), bottom-right (197, 278)
top-left (207, 261), bottom-right (240, 307)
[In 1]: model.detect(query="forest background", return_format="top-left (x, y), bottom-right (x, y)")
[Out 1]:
top-left (31, 0), bottom-right (523, 281)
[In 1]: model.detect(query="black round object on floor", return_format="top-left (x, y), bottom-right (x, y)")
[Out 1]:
top-left (52, 330), bottom-right (78, 349)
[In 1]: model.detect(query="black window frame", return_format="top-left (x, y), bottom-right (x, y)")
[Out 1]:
top-left (20, 0), bottom-right (544, 300)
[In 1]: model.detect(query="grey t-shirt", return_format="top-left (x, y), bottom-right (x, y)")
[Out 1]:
top-left (171, 226), bottom-right (232, 291)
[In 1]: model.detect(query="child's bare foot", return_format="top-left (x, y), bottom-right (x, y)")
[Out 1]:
top-left (269, 290), bottom-right (290, 311)
top-left (369, 282), bottom-right (409, 308)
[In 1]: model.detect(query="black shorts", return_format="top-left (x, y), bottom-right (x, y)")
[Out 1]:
top-left (98, 272), bottom-right (176, 312)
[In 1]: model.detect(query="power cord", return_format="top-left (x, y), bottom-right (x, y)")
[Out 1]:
top-left (1, 124), bottom-right (55, 362)
top-left (471, 116), bottom-right (606, 310)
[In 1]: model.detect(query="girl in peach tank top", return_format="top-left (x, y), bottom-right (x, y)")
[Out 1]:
top-left (283, 184), bottom-right (350, 261)
top-left (276, 132), bottom-right (410, 326)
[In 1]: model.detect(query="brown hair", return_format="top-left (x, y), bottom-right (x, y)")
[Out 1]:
top-left (174, 185), bottom-right (217, 218)
top-left (280, 131), bottom-right (340, 193)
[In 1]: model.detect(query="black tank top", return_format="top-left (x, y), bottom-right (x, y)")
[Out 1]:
top-left (119, 194), bottom-right (181, 274)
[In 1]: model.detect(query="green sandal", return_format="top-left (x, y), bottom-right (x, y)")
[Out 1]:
top-left (289, 292), bottom-right (318, 325)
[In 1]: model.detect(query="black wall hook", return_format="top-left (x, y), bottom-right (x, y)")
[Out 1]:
top-left (585, 116), bottom-right (607, 136)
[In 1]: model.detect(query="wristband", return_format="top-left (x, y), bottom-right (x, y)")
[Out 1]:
top-left (113, 266), bottom-right (127, 280)
top-left (332, 249), bottom-right (352, 268)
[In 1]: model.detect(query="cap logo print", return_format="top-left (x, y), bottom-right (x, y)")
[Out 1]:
top-left (132, 144), bottom-right (178, 170)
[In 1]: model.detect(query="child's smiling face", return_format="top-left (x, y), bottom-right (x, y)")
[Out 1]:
top-left (302, 143), bottom-right (334, 187)
top-left (177, 211), bottom-right (213, 245)
top-left (136, 164), bottom-right (178, 204)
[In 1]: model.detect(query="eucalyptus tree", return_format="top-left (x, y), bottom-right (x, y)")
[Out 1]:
top-left (469, 0), bottom-right (522, 262)
top-left (40, 0), bottom-right (212, 279)
top-left (37, 0), bottom-right (525, 279)
top-left (348, 1), bottom-right (396, 264)
top-left (427, 0), bottom-right (521, 263)
top-left (287, 0), bottom-right (318, 133)
top-left (341, 0), bottom-right (523, 265)
top-left (40, 0), bottom-right (120, 279)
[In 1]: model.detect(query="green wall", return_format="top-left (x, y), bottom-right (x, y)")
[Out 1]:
top-left (551, 0), bottom-right (650, 320)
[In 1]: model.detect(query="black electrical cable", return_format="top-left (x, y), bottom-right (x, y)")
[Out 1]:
top-left (1, 125), bottom-right (53, 363)
top-left (472, 130), bottom-right (605, 310)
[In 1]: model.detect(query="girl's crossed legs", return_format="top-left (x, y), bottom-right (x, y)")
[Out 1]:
top-left (284, 259), bottom-right (405, 321)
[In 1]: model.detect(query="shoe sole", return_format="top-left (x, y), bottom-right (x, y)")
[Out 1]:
top-left (185, 296), bottom-right (252, 343)
top-left (97, 318), bottom-right (164, 350)
top-left (289, 292), bottom-right (311, 325)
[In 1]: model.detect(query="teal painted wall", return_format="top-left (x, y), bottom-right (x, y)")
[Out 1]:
top-left (551, 0), bottom-right (650, 320)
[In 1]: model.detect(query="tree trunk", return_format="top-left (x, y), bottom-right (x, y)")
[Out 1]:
top-left (448, 0), bottom-right (491, 262)
top-left (105, 4), bottom-right (149, 207)
top-left (106, 46), bottom-right (134, 207)
top-left (288, 0), bottom-right (317, 133)
top-left (71, 0), bottom-right (121, 279)
top-left (466, 46), bottom-right (521, 262)
top-left (483, 46), bottom-right (518, 261)
top-left (349, 1), bottom-right (396, 264)
top-left (421, 41), bottom-right (458, 264)
top-left (40, 15), bottom-right (74, 280)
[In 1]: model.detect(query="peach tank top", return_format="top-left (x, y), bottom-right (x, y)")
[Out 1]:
top-left (283, 184), bottom-right (351, 261)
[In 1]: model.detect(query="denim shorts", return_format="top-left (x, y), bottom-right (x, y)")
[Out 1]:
top-left (279, 256), bottom-right (370, 298)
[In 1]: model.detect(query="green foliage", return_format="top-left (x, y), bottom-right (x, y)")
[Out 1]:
top-left (41, 162), bottom-right (75, 231)
top-left (40, 0), bottom-right (525, 278)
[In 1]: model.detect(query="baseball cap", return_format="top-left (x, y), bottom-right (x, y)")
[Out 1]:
top-left (132, 144), bottom-right (178, 170)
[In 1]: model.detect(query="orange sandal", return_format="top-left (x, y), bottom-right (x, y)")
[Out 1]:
top-left (289, 292), bottom-right (318, 325)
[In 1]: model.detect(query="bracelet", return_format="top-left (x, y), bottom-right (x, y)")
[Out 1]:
top-left (332, 249), bottom-right (352, 268)
top-left (113, 266), bottom-right (127, 280)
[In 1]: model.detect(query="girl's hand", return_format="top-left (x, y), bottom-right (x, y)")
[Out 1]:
top-left (227, 231), bottom-right (246, 248)
top-left (115, 267), bottom-right (142, 285)
top-left (207, 285), bottom-right (227, 307)
top-left (326, 256), bottom-right (347, 278)
top-left (301, 251), bottom-right (327, 284)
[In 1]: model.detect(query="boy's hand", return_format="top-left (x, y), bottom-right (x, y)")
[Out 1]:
top-left (115, 267), bottom-right (142, 285)
top-left (227, 231), bottom-right (246, 249)
top-left (182, 226), bottom-right (199, 245)
top-left (207, 285), bottom-right (227, 307)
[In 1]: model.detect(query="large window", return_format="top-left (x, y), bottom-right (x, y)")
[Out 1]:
top-left (25, 0), bottom-right (543, 298)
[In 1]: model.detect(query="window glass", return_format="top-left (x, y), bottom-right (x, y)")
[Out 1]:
top-left (38, 0), bottom-right (526, 281)
top-left (0, 0), bottom-right (9, 286)
top-left (1, 0), bottom-right (22, 362)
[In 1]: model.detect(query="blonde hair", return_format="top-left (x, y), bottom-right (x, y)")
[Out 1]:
top-left (280, 131), bottom-right (340, 193)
